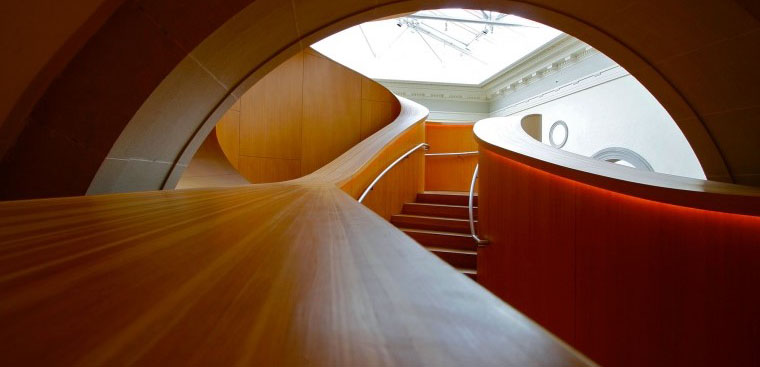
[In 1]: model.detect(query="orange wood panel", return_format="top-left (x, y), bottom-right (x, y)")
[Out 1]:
top-left (213, 49), bottom-right (401, 185)
top-left (478, 147), bottom-right (760, 367)
top-left (361, 150), bottom-right (425, 220)
top-left (355, 122), bottom-right (426, 220)
top-left (361, 99), bottom-right (397, 140)
top-left (424, 122), bottom-right (478, 192)
top-left (176, 128), bottom-right (250, 189)
top-left (425, 155), bottom-right (478, 192)
top-left (215, 109), bottom-right (240, 169)
top-left (239, 51), bottom-right (303, 160)
top-left (301, 50), bottom-right (362, 175)
top-left (474, 116), bottom-right (760, 366)
top-left (425, 122), bottom-right (477, 153)
top-left (238, 156), bottom-right (301, 183)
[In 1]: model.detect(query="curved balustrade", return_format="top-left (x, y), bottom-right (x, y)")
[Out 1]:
top-left (473, 116), bottom-right (760, 366)
top-left (474, 116), bottom-right (760, 216)
top-left (0, 98), bottom-right (594, 366)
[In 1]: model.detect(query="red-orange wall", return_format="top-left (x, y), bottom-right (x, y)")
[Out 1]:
top-left (477, 147), bottom-right (760, 366)
top-left (425, 122), bottom-right (478, 192)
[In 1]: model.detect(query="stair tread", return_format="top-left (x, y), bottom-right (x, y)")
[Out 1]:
top-left (400, 228), bottom-right (473, 237)
top-left (405, 202), bottom-right (476, 209)
top-left (393, 214), bottom-right (472, 222)
top-left (425, 246), bottom-right (477, 255)
top-left (422, 191), bottom-right (476, 196)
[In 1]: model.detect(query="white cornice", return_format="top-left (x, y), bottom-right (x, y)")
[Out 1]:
top-left (377, 34), bottom-right (599, 104)
top-left (482, 35), bottom-right (596, 100)
top-left (490, 65), bottom-right (629, 117)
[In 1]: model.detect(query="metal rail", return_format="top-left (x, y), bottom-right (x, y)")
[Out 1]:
top-left (424, 151), bottom-right (479, 157)
top-left (358, 143), bottom-right (429, 203)
top-left (469, 163), bottom-right (489, 246)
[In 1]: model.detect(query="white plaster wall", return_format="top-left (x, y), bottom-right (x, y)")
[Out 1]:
top-left (501, 75), bottom-right (706, 179)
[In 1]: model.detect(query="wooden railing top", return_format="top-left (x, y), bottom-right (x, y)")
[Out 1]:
top-left (474, 116), bottom-right (760, 216)
top-left (0, 98), bottom-right (595, 366)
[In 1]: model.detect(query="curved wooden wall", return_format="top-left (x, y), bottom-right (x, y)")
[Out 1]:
top-left (0, 97), bottom-right (595, 366)
top-left (214, 49), bottom-right (400, 184)
top-left (424, 121), bottom-right (478, 192)
top-left (474, 116), bottom-right (760, 366)
top-left (175, 127), bottom-right (249, 189)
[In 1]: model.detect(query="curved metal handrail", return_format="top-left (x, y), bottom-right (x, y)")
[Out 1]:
top-left (469, 163), bottom-right (489, 246)
top-left (358, 143), bottom-right (429, 203)
top-left (425, 151), bottom-right (479, 156)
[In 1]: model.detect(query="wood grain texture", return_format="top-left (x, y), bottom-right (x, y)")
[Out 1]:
top-left (239, 51), bottom-right (303, 160)
top-left (214, 48), bottom-right (400, 183)
top-left (238, 156), bottom-right (301, 184)
top-left (301, 50), bottom-right (362, 175)
top-left (175, 128), bottom-right (250, 189)
top-left (215, 109), bottom-right (240, 169)
top-left (475, 116), bottom-right (760, 366)
top-left (425, 122), bottom-right (478, 192)
top-left (0, 97), bottom-right (594, 366)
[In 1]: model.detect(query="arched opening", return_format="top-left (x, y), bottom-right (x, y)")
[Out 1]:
top-left (0, 0), bottom-right (750, 200)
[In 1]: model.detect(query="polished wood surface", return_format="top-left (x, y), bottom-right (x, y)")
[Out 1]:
top-left (214, 48), bottom-right (400, 184)
top-left (475, 116), bottom-right (760, 366)
top-left (175, 128), bottom-right (250, 189)
top-left (0, 98), bottom-right (594, 366)
top-left (474, 116), bottom-right (760, 216)
top-left (425, 122), bottom-right (478, 192)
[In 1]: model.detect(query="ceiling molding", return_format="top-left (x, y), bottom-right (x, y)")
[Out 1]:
top-left (490, 65), bottom-right (629, 117)
top-left (377, 35), bottom-right (601, 104)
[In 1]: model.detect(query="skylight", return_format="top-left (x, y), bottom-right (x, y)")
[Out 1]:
top-left (312, 9), bottom-right (562, 85)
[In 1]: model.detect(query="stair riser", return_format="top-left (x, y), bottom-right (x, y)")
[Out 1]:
top-left (405, 231), bottom-right (476, 251)
top-left (416, 193), bottom-right (478, 206)
top-left (391, 217), bottom-right (471, 234)
top-left (463, 272), bottom-right (477, 281)
top-left (402, 203), bottom-right (477, 219)
top-left (431, 250), bottom-right (476, 269)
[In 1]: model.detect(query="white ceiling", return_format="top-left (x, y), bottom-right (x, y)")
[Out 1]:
top-left (312, 9), bottom-right (562, 85)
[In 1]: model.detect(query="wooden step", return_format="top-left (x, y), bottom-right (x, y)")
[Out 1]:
top-left (402, 202), bottom-right (477, 219)
top-left (401, 228), bottom-right (476, 251)
top-left (416, 191), bottom-right (477, 206)
top-left (427, 247), bottom-right (477, 269)
top-left (458, 268), bottom-right (477, 281)
top-left (391, 214), bottom-right (472, 234)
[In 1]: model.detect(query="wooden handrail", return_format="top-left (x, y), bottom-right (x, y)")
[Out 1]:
top-left (474, 116), bottom-right (760, 216)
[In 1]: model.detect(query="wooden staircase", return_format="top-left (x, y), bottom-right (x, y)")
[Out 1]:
top-left (391, 191), bottom-right (479, 280)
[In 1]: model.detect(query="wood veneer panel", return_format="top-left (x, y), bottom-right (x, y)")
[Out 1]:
top-left (424, 123), bottom-right (478, 192)
top-left (301, 51), bottom-right (362, 175)
top-left (475, 115), bottom-right (760, 366)
top-left (425, 122), bottom-right (477, 153)
top-left (238, 156), bottom-right (301, 183)
top-left (176, 128), bottom-right (249, 189)
top-left (215, 109), bottom-right (240, 169)
top-left (425, 155), bottom-right (478, 192)
top-left (214, 49), bottom-right (400, 185)
top-left (239, 51), bottom-right (303, 160)
top-left (361, 100), bottom-right (397, 140)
